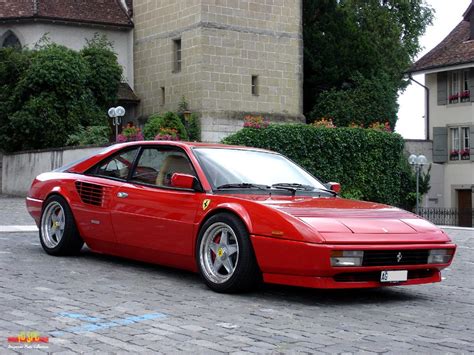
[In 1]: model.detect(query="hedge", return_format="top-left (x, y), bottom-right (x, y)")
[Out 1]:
top-left (222, 124), bottom-right (416, 209)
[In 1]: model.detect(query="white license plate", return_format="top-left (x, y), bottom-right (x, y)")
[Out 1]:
top-left (380, 270), bottom-right (408, 282)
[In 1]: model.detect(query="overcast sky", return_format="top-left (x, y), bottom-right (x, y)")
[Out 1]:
top-left (395, 0), bottom-right (472, 139)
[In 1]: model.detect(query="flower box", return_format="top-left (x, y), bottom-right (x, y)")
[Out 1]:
top-left (449, 93), bottom-right (459, 104)
top-left (450, 150), bottom-right (459, 160)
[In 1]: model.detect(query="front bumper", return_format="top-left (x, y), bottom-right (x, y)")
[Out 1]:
top-left (251, 234), bottom-right (456, 289)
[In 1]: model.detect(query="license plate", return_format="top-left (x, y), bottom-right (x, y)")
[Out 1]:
top-left (380, 270), bottom-right (408, 282)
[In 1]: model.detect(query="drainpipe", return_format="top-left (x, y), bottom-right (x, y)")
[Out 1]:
top-left (408, 74), bottom-right (430, 140)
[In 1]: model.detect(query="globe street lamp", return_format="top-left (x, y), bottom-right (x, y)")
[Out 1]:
top-left (108, 106), bottom-right (126, 142)
top-left (408, 154), bottom-right (428, 214)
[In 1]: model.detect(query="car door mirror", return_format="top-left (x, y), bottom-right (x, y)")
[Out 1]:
top-left (171, 173), bottom-right (198, 190)
top-left (325, 182), bottom-right (341, 194)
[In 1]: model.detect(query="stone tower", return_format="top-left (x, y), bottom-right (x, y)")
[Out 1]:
top-left (133, 0), bottom-right (303, 142)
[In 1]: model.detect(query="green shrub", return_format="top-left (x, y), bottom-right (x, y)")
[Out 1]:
top-left (66, 125), bottom-right (111, 146)
top-left (185, 113), bottom-right (201, 141)
top-left (143, 114), bottom-right (164, 140)
top-left (309, 72), bottom-right (398, 129)
top-left (80, 34), bottom-right (122, 109)
top-left (177, 96), bottom-right (201, 141)
top-left (222, 124), bottom-right (419, 209)
top-left (0, 39), bottom-right (121, 152)
top-left (143, 111), bottom-right (188, 140)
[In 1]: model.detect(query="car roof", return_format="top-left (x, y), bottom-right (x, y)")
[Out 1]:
top-left (66, 140), bottom-right (275, 174)
top-left (112, 140), bottom-right (273, 153)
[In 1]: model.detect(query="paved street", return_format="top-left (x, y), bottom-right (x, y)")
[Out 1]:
top-left (0, 196), bottom-right (473, 354)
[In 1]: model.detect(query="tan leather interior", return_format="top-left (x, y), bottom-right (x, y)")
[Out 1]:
top-left (156, 155), bottom-right (194, 186)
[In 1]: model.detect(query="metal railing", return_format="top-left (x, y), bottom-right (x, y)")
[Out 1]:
top-left (416, 208), bottom-right (473, 227)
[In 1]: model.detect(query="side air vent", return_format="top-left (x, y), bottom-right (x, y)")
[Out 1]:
top-left (75, 181), bottom-right (106, 207)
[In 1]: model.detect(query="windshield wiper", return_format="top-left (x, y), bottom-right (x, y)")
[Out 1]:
top-left (271, 183), bottom-right (337, 196)
top-left (216, 183), bottom-right (270, 190)
top-left (271, 183), bottom-right (315, 191)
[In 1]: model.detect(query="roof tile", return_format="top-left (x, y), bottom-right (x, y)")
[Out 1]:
top-left (0, 0), bottom-right (133, 27)
top-left (410, 20), bottom-right (474, 73)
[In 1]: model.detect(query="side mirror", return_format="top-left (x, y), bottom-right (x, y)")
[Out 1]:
top-left (171, 173), bottom-right (198, 190)
top-left (326, 182), bottom-right (341, 194)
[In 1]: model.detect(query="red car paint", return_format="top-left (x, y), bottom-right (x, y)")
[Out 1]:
top-left (27, 141), bottom-right (456, 289)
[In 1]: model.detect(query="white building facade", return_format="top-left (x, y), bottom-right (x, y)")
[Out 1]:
top-left (409, 3), bottom-right (474, 227)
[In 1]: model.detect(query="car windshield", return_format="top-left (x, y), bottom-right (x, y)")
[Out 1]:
top-left (193, 148), bottom-right (328, 192)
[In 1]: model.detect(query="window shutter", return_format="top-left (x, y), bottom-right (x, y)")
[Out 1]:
top-left (470, 69), bottom-right (474, 102)
top-left (433, 127), bottom-right (448, 163)
top-left (437, 72), bottom-right (447, 105)
top-left (470, 125), bottom-right (474, 161)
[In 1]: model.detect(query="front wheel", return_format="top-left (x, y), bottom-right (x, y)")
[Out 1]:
top-left (196, 213), bottom-right (261, 293)
top-left (39, 195), bottom-right (84, 256)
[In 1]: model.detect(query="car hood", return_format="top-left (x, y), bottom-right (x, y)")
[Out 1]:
top-left (250, 196), bottom-right (450, 244)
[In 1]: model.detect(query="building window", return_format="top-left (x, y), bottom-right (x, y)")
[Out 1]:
top-left (251, 75), bottom-right (259, 96)
top-left (450, 126), bottom-right (470, 160)
top-left (448, 70), bottom-right (470, 103)
top-left (173, 38), bottom-right (182, 73)
top-left (161, 87), bottom-right (165, 106)
top-left (1, 31), bottom-right (21, 48)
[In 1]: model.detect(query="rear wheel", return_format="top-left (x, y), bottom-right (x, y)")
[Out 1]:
top-left (196, 213), bottom-right (261, 293)
top-left (39, 195), bottom-right (84, 256)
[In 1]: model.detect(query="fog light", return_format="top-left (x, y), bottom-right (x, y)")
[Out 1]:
top-left (428, 249), bottom-right (454, 264)
top-left (331, 250), bottom-right (364, 267)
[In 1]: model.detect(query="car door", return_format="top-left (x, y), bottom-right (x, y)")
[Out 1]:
top-left (72, 147), bottom-right (140, 244)
top-left (110, 146), bottom-right (201, 256)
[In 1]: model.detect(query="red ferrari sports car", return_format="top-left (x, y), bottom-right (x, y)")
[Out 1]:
top-left (27, 141), bottom-right (456, 293)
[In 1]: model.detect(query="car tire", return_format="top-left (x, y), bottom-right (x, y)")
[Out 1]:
top-left (39, 195), bottom-right (84, 256)
top-left (196, 212), bottom-right (261, 293)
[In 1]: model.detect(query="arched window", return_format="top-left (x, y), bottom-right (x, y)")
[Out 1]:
top-left (1, 31), bottom-right (21, 49)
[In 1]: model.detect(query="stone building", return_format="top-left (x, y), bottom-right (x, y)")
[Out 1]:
top-left (133, 0), bottom-right (304, 142)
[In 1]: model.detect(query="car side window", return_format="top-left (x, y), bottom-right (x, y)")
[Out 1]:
top-left (131, 148), bottom-right (196, 187)
top-left (93, 148), bottom-right (139, 180)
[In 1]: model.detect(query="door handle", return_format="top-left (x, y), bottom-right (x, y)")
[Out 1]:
top-left (117, 192), bottom-right (128, 198)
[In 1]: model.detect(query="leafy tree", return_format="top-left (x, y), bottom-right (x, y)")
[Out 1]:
top-left (304, 0), bottom-right (433, 126)
top-left (0, 48), bottom-right (31, 149)
top-left (0, 36), bottom-right (122, 152)
top-left (80, 34), bottom-right (122, 109)
top-left (66, 125), bottom-right (111, 146)
top-left (311, 72), bottom-right (399, 127)
top-left (4, 44), bottom-right (93, 150)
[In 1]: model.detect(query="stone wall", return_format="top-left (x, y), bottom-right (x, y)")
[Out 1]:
top-left (2, 146), bottom-right (102, 196)
top-left (133, 0), bottom-right (304, 142)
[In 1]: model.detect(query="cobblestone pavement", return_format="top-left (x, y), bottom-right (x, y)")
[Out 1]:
top-left (0, 196), bottom-right (31, 226)
top-left (0, 196), bottom-right (473, 354)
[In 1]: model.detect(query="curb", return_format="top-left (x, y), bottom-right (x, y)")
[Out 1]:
top-left (0, 225), bottom-right (38, 233)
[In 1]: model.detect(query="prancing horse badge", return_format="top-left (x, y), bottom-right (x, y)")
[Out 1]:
top-left (202, 199), bottom-right (211, 211)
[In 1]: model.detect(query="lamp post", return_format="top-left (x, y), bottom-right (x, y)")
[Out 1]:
top-left (183, 110), bottom-right (192, 121)
top-left (108, 106), bottom-right (126, 142)
top-left (408, 154), bottom-right (428, 214)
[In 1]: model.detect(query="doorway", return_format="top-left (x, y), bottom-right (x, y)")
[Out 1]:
top-left (458, 189), bottom-right (473, 227)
